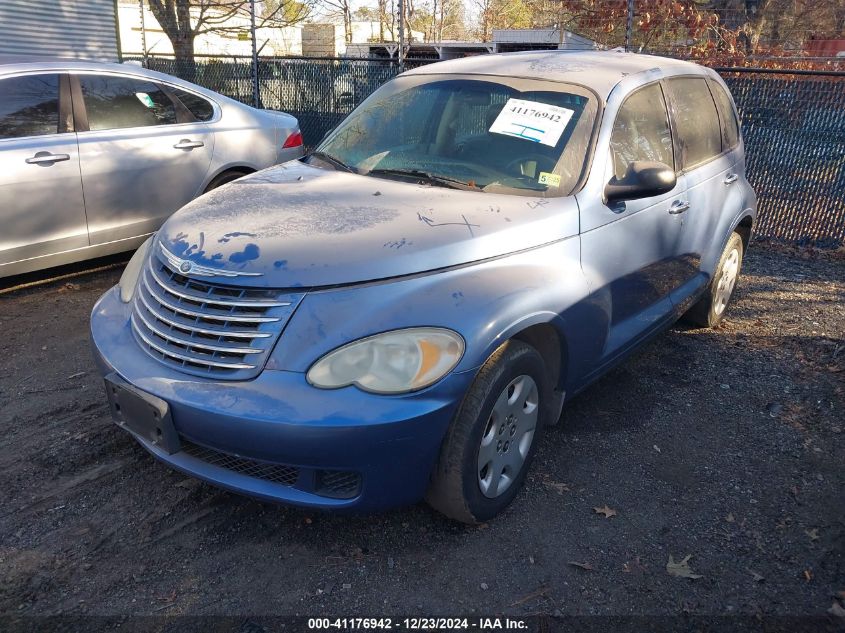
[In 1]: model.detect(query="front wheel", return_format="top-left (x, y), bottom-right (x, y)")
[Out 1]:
top-left (683, 231), bottom-right (744, 328)
top-left (426, 340), bottom-right (548, 523)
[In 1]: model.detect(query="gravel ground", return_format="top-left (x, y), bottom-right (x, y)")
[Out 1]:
top-left (0, 244), bottom-right (842, 626)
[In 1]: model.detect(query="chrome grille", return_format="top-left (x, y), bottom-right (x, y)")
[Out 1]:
top-left (131, 253), bottom-right (304, 379)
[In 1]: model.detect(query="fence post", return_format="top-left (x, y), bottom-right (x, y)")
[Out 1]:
top-left (139, 0), bottom-right (148, 67)
top-left (249, 0), bottom-right (259, 108)
top-left (625, 0), bottom-right (634, 52)
top-left (398, 0), bottom-right (405, 71)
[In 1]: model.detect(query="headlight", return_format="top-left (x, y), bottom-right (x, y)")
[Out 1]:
top-left (119, 236), bottom-right (154, 303)
top-left (306, 327), bottom-right (465, 394)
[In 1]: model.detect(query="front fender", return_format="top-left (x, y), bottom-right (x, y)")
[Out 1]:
top-left (267, 238), bottom-right (598, 390)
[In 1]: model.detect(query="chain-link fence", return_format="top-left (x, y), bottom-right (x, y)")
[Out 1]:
top-left (722, 70), bottom-right (845, 247)
top-left (133, 54), bottom-right (404, 145)
top-left (128, 54), bottom-right (845, 247)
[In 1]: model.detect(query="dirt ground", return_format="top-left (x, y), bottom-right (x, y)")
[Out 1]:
top-left (0, 244), bottom-right (843, 627)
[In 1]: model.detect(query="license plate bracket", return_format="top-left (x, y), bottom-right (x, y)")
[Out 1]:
top-left (104, 373), bottom-right (181, 455)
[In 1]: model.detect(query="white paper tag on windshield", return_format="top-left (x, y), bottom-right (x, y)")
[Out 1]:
top-left (489, 99), bottom-right (575, 147)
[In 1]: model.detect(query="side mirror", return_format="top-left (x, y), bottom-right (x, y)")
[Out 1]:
top-left (604, 161), bottom-right (676, 203)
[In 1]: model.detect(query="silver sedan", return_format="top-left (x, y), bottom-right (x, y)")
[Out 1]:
top-left (0, 57), bottom-right (304, 277)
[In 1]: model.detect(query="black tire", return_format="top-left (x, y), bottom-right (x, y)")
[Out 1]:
top-left (683, 232), bottom-right (744, 328)
top-left (426, 340), bottom-right (549, 524)
top-left (203, 170), bottom-right (249, 193)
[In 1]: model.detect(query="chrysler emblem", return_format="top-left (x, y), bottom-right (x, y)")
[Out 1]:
top-left (158, 242), bottom-right (262, 278)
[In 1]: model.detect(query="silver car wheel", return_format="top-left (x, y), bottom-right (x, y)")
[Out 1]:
top-left (477, 374), bottom-right (539, 499)
top-left (714, 247), bottom-right (740, 316)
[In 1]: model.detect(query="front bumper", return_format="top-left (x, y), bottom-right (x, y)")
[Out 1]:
top-left (90, 286), bottom-right (475, 512)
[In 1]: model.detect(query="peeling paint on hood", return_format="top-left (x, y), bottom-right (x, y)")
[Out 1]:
top-left (157, 160), bottom-right (580, 288)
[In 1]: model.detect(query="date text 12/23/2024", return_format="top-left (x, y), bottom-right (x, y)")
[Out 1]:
top-left (307, 617), bottom-right (529, 630)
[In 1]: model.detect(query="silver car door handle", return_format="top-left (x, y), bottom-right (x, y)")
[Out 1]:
top-left (25, 153), bottom-right (70, 165)
top-left (668, 200), bottom-right (690, 214)
top-left (723, 173), bottom-right (739, 185)
top-left (173, 139), bottom-right (204, 150)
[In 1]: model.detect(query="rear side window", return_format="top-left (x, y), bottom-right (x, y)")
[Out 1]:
top-left (78, 75), bottom-right (177, 131)
top-left (665, 77), bottom-right (722, 169)
top-left (709, 80), bottom-right (740, 150)
top-left (171, 88), bottom-right (215, 122)
top-left (609, 82), bottom-right (674, 180)
top-left (0, 74), bottom-right (60, 139)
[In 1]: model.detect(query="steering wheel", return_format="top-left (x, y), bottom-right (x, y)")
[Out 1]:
top-left (505, 154), bottom-right (558, 178)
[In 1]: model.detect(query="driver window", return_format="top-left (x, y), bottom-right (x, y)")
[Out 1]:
top-left (610, 83), bottom-right (674, 180)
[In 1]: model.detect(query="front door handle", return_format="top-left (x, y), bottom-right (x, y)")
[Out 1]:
top-left (668, 200), bottom-right (690, 215)
top-left (25, 152), bottom-right (70, 165)
top-left (173, 139), bottom-right (204, 150)
top-left (723, 173), bottom-right (739, 185)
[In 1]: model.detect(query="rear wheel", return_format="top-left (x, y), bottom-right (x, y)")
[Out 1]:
top-left (203, 170), bottom-right (249, 193)
top-left (683, 232), bottom-right (744, 328)
top-left (426, 340), bottom-right (548, 523)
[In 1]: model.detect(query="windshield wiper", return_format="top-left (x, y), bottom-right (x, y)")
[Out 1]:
top-left (309, 150), bottom-right (354, 173)
top-left (365, 168), bottom-right (478, 191)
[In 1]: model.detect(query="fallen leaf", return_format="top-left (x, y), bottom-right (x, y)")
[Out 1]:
top-left (568, 561), bottom-right (594, 571)
top-left (509, 585), bottom-right (550, 607)
top-left (593, 505), bottom-right (617, 519)
top-left (805, 528), bottom-right (820, 542)
top-left (622, 557), bottom-right (647, 574)
top-left (666, 555), bottom-right (703, 579)
top-left (747, 568), bottom-right (764, 582)
top-left (827, 602), bottom-right (845, 618)
top-left (542, 478), bottom-right (570, 495)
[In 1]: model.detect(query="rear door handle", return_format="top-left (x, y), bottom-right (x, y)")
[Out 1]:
top-left (173, 139), bottom-right (204, 150)
top-left (25, 152), bottom-right (70, 165)
top-left (723, 173), bottom-right (739, 185)
top-left (668, 200), bottom-right (690, 214)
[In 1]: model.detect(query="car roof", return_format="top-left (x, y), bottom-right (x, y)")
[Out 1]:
top-left (0, 56), bottom-right (229, 102)
top-left (0, 56), bottom-right (141, 73)
top-left (402, 49), bottom-right (706, 99)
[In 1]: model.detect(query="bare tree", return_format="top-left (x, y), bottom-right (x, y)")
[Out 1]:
top-left (147, 0), bottom-right (314, 70)
top-left (319, 0), bottom-right (354, 43)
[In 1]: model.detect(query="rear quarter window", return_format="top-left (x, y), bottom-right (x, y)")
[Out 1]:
top-left (708, 80), bottom-right (740, 150)
top-left (171, 88), bottom-right (215, 122)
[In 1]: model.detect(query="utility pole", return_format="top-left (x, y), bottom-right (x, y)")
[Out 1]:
top-left (625, 0), bottom-right (634, 52)
top-left (139, 0), bottom-right (148, 65)
top-left (249, 0), bottom-right (259, 107)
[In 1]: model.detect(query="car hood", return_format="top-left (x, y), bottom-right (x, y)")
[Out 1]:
top-left (156, 161), bottom-right (580, 288)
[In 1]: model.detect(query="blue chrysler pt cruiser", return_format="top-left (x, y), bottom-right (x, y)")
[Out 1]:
top-left (91, 51), bottom-right (756, 523)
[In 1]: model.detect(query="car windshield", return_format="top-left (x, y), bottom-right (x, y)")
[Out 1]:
top-left (313, 74), bottom-right (599, 196)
